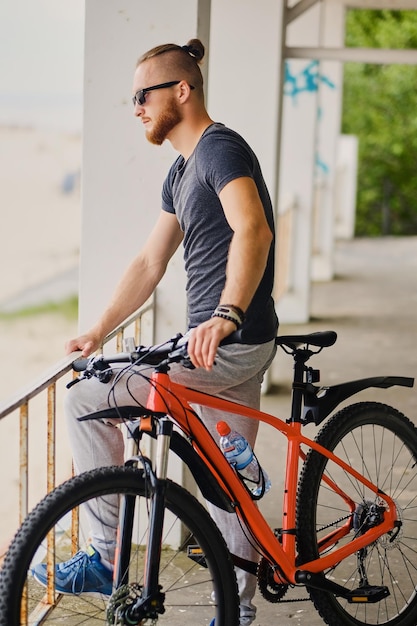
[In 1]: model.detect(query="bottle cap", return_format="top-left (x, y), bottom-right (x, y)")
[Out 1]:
top-left (216, 421), bottom-right (231, 436)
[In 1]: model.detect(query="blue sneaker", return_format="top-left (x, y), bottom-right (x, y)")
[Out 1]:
top-left (32, 545), bottom-right (113, 597)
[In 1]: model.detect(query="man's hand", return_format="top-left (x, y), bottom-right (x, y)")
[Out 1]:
top-left (187, 317), bottom-right (236, 370)
top-left (65, 332), bottom-right (102, 357)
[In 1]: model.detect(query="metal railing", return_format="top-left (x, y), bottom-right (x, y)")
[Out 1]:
top-left (0, 300), bottom-right (154, 561)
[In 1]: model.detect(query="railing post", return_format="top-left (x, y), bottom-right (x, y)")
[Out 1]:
top-left (116, 329), bottom-right (124, 353)
top-left (47, 384), bottom-right (57, 605)
top-left (19, 402), bottom-right (29, 524)
top-left (47, 384), bottom-right (56, 494)
top-left (134, 317), bottom-right (141, 345)
top-left (19, 401), bottom-right (29, 625)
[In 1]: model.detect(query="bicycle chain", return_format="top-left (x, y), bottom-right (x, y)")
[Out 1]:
top-left (317, 512), bottom-right (352, 534)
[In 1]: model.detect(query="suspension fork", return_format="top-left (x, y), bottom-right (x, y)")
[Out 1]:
top-left (141, 417), bottom-right (173, 599)
top-left (113, 417), bottom-right (173, 612)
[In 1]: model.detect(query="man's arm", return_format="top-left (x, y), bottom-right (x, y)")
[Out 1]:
top-left (65, 211), bottom-right (183, 356)
top-left (187, 176), bottom-right (273, 370)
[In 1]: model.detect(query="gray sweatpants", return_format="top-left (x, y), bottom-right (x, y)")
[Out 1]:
top-left (64, 339), bottom-right (276, 624)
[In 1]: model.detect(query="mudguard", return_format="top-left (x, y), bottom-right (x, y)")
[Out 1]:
top-left (302, 376), bottom-right (414, 425)
top-left (78, 406), bottom-right (234, 512)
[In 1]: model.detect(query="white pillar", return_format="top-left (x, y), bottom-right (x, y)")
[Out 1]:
top-left (311, 0), bottom-right (345, 281)
top-left (275, 3), bottom-right (321, 323)
top-left (80, 0), bottom-right (211, 342)
top-left (335, 134), bottom-right (358, 240)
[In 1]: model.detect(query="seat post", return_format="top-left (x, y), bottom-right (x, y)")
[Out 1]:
top-left (289, 349), bottom-right (312, 423)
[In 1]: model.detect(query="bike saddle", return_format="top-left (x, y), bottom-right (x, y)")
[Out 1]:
top-left (276, 331), bottom-right (337, 350)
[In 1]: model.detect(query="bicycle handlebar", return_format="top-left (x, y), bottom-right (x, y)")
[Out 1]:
top-left (71, 333), bottom-right (189, 379)
top-left (71, 329), bottom-right (248, 379)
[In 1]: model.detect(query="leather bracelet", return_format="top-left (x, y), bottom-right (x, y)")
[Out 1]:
top-left (215, 304), bottom-right (245, 326)
top-left (212, 305), bottom-right (244, 328)
top-left (211, 311), bottom-right (240, 329)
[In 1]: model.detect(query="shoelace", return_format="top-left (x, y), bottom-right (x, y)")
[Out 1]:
top-left (57, 550), bottom-right (88, 572)
top-left (57, 550), bottom-right (91, 594)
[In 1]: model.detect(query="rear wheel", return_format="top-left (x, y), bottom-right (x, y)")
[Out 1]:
top-left (297, 402), bottom-right (417, 625)
top-left (0, 465), bottom-right (239, 625)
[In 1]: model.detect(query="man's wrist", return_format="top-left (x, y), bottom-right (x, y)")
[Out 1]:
top-left (211, 304), bottom-right (246, 328)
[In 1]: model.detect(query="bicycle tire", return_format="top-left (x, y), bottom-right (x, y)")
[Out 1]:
top-left (0, 465), bottom-right (239, 625)
top-left (297, 401), bottom-right (417, 626)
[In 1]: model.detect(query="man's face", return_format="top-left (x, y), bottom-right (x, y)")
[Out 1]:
top-left (132, 61), bottom-right (183, 145)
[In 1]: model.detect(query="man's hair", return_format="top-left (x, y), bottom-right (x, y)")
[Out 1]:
top-left (136, 39), bottom-right (205, 90)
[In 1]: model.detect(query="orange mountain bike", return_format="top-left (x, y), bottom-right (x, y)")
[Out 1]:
top-left (0, 331), bottom-right (416, 626)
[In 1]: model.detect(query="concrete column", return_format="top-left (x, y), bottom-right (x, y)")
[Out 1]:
top-left (335, 134), bottom-right (358, 240)
top-left (311, 0), bottom-right (345, 281)
top-left (80, 0), bottom-right (211, 342)
top-left (276, 3), bottom-right (321, 323)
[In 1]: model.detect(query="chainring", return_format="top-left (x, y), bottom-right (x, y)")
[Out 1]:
top-left (257, 557), bottom-right (289, 603)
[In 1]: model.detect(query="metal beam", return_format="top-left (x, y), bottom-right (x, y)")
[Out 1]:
top-left (344, 0), bottom-right (417, 8)
top-left (285, 0), bottom-right (321, 24)
top-left (285, 46), bottom-right (417, 64)
top-left (285, 0), bottom-right (417, 26)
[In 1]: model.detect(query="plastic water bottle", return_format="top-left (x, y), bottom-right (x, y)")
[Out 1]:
top-left (216, 421), bottom-right (271, 498)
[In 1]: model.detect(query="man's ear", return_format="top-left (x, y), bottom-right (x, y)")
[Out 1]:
top-left (178, 80), bottom-right (193, 103)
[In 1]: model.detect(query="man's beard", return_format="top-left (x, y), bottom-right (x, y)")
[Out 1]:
top-left (146, 100), bottom-right (182, 145)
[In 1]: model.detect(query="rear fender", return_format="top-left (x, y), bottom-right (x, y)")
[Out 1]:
top-left (303, 376), bottom-right (414, 426)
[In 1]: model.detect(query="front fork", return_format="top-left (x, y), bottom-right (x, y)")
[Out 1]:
top-left (142, 418), bottom-right (173, 599)
top-left (113, 417), bottom-right (173, 621)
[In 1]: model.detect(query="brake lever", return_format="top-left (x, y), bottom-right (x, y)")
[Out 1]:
top-left (66, 377), bottom-right (81, 389)
top-left (181, 355), bottom-right (195, 370)
top-left (67, 355), bottom-right (114, 389)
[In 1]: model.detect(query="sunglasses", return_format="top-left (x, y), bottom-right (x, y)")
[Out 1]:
top-left (132, 81), bottom-right (195, 106)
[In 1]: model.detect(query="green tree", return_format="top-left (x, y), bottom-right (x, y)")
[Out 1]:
top-left (342, 10), bottom-right (417, 235)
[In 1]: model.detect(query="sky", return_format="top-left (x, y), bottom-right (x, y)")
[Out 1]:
top-left (0, 0), bottom-right (85, 132)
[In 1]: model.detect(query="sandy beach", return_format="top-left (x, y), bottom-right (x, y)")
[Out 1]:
top-left (0, 126), bottom-right (81, 394)
top-left (0, 126), bottom-right (81, 541)
top-left (0, 127), bottom-right (81, 303)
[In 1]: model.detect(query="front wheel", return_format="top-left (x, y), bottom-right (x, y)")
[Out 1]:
top-left (0, 465), bottom-right (239, 625)
top-left (297, 402), bottom-right (417, 626)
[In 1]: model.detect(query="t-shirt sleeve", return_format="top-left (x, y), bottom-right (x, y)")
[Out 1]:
top-left (161, 173), bottom-right (175, 214)
top-left (161, 156), bottom-right (183, 214)
top-left (196, 131), bottom-right (255, 196)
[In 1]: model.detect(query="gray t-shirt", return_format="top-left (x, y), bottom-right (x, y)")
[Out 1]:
top-left (161, 123), bottom-right (278, 344)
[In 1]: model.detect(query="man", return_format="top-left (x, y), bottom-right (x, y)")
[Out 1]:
top-left (34, 39), bottom-right (278, 626)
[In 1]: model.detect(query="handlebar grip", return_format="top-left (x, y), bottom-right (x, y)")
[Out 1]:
top-left (73, 358), bottom-right (90, 372)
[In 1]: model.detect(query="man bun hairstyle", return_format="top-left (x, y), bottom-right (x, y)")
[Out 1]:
top-left (137, 39), bottom-right (205, 90)
top-left (181, 39), bottom-right (205, 63)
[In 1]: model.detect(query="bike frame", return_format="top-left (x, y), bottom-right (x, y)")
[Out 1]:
top-left (140, 369), bottom-right (398, 587)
